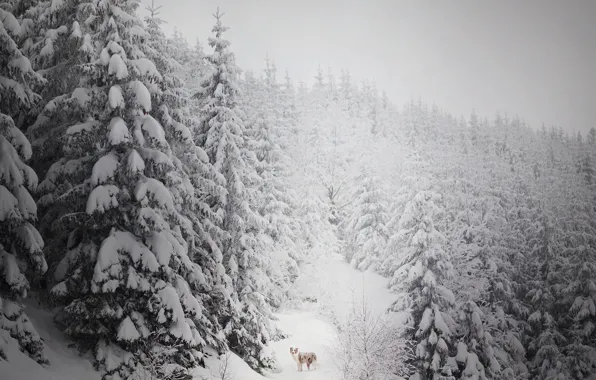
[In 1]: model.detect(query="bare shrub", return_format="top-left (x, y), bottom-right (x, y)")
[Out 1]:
top-left (329, 293), bottom-right (414, 380)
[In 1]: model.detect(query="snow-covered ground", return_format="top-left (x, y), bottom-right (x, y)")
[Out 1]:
top-left (0, 301), bottom-right (101, 380)
top-left (0, 252), bottom-right (395, 380)
top-left (199, 252), bottom-right (396, 380)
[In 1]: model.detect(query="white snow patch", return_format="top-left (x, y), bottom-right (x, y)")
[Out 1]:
top-left (127, 148), bottom-right (145, 173)
top-left (116, 316), bottom-right (140, 342)
top-left (108, 117), bottom-right (130, 145)
top-left (128, 80), bottom-right (152, 111)
top-left (135, 114), bottom-right (166, 145)
top-left (131, 58), bottom-right (162, 80)
top-left (91, 152), bottom-right (119, 186)
top-left (134, 177), bottom-right (175, 212)
top-left (0, 301), bottom-right (102, 380)
top-left (86, 184), bottom-right (119, 214)
top-left (0, 185), bottom-right (19, 222)
top-left (66, 120), bottom-right (98, 135)
top-left (108, 85), bottom-right (124, 109)
top-left (108, 54), bottom-right (128, 79)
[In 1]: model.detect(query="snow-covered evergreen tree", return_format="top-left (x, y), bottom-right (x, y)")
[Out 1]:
top-left (344, 167), bottom-right (389, 271)
top-left (389, 191), bottom-right (458, 380)
top-left (144, 0), bottom-right (230, 355)
top-left (195, 9), bottom-right (274, 372)
top-left (523, 209), bottom-right (569, 380)
top-left (30, 1), bottom-right (218, 379)
top-left (560, 192), bottom-right (596, 379)
top-left (244, 57), bottom-right (301, 302)
top-left (18, 0), bottom-right (91, 175)
top-left (0, 5), bottom-right (47, 364)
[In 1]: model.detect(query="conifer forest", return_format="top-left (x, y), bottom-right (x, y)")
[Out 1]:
top-left (1, 1), bottom-right (595, 380)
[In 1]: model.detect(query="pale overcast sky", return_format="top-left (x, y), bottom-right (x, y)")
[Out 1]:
top-left (143, 0), bottom-right (596, 134)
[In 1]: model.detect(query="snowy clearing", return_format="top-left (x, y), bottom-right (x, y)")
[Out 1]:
top-left (198, 251), bottom-right (396, 380)
top-left (0, 252), bottom-right (395, 380)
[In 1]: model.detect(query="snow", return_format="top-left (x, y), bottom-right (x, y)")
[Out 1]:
top-left (107, 41), bottom-right (125, 56)
top-left (50, 0), bottom-right (65, 14)
top-left (137, 207), bottom-right (169, 232)
top-left (434, 305), bottom-right (452, 336)
top-left (129, 25), bottom-right (147, 38)
top-left (456, 342), bottom-right (468, 363)
top-left (86, 184), bottom-right (119, 214)
top-left (0, 301), bottom-right (101, 380)
top-left (116, 317), bottom-right (140, 342)
top-left (134, 177), bottom-right (175, 212)
top-left (127, 148), bottom-right (145, 173)
top-left (14, 222), bottom-right (45, 258)
top-left (0, 251), bottom-right (27, 293)
top-left (108, 117), bottom-right (130, 145)
top-left (173, 121), bottom-right (192, 143)
top-left (70, 87), bottom-right (91, 106)
top-left (128, 80), bottom-right (152, 111)
top-left (100, 230), bottom-right (159, 276)
top-left (157, 284), bottom-right (186, 320)
top-left (108, 85), bottom-right (124, 109)
top-left (176, 277), bottom-right (203, 317)
top-left (40, 38), bottom-right (54, 57)
top-left (135, 114), bottom-right (166, 145)
top-left (80, 34), bottom-right (93, 54)
top-left (417, 307), bottom-right (433, 336)
top-left (0, 9), bottom-right (21, 36)
top-left (0, 185), bottom-right (18, 221)
top-left (9, 55), bottom-right (32, 74)
top-left (146, 230), bottom-right (188, 267)
top-left (108, 54), bottom-right (128, 79)
top-left (170, 318), bottom-right (195, 343)
top-left (137, 147), bottom-right (172, 166)
top-left (95, 340), bottom-right (133, 373)
top-left (71, 21), bottom-right (82, 38)
top-left (0, 76), bottom-right (27, 106)
top-left (131, 58), bottom-right (162, 80)
top-left (66, 120), bottom-right (98, 135)
top-left (8, 126), bottom-right (32, 160)
top-left (0, 249), bottom-right (399, 380)
top-left (91, 152), bottom-right (119, 186)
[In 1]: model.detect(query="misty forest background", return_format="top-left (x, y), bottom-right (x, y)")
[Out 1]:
top-left (1, 1), bottom-right (596, 380)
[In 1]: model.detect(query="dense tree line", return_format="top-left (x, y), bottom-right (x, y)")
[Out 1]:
top-left (0, 1), bottom-right (304, 379)
top-left (317, 80), bottom-right (596, 378)
top-left (2, 1), bottom-right (595, 380)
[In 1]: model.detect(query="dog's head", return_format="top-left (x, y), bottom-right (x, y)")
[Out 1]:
top-left (290, 347), bottom-right (299, 355)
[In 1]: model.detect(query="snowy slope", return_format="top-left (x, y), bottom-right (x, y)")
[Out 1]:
top-left (0, 252), bottom-right (395, 380)
top-left (196, 251), bottom-right (396, 380)
top-left (0, 298), bottom-right (101, 380)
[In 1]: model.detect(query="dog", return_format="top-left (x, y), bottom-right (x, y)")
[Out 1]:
top-left (290, 347), bottom-right (318, 371)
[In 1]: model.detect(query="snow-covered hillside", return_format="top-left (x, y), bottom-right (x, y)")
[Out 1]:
top-left (0, 252), bottom-right (395, 380)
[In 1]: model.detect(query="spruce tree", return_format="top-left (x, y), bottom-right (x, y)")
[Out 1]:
top-left (389, 191), bottom-right (458, 380)
top-left (345, 168), bottom-right (389, 271)
top-left (196, 9), bottom-right (274, 372)
top-left (0, 5), bottom-right (47, 364)
top-left (31, 1), bottom-right (216, 378)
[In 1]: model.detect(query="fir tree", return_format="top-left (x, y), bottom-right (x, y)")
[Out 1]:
top-left (345, 168), bottom-right (389, 271)
top-left (0, 5), bottom-right (47, 364)
top-left (389, 191), bottom-right (458, 380)
top-left (196, 9), bottom-right (274, 372)
top-left (31, 2), bottom-right (216, 378)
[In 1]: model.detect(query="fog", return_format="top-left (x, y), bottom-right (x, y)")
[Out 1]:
top-left (146, 0), bottom-right (596, 134)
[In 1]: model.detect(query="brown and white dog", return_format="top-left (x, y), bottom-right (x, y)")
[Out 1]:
top-left (290, 347), bottom-right (318, 371)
